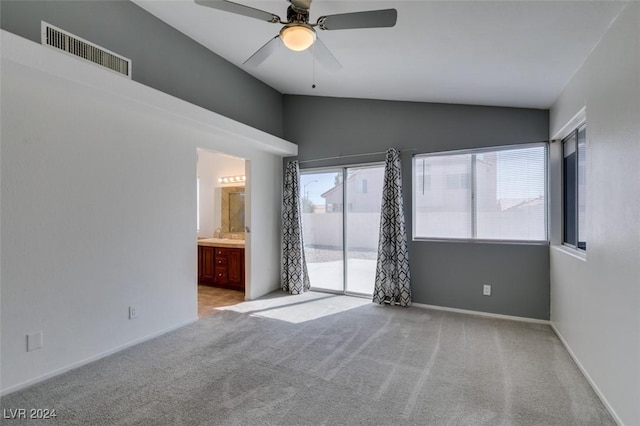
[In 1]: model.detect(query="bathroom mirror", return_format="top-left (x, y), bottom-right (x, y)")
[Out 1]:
top-left (221, 186), bottom-right (245, 233)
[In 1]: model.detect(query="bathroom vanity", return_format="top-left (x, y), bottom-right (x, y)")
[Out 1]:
top-left (198, 238), bottom-right (245, 290)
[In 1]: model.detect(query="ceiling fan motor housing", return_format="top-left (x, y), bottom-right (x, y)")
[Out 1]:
top-left (287, 4), bottom-right (310, 24)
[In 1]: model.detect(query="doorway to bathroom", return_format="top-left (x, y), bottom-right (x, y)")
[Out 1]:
top-left (196, 148), bottom-right (247, 317)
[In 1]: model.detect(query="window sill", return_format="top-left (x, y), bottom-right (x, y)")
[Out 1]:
top-left (412, 237), bottom-right (549, 246)
top-left (552, 245), bottom-right (587, 262)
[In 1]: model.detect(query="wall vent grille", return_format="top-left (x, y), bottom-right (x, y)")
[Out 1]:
top-left (41, 22), bottom-right (131, 78)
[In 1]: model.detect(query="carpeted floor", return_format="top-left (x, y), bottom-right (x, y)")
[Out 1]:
top-left (0, 291), bottom-right (613, 425)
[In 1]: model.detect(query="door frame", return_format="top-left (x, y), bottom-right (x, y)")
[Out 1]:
top-left (300, 161), bottom-right (385, 296)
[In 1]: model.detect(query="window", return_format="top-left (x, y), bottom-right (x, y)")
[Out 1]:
top-left (446, 173), bottom-right (471, 190)
top-left (413, 144), bottom-right (547, 242)
top-left (357, 179), bottom-right (368, 194)
top-left (562, 124), bottom-right (586, 250)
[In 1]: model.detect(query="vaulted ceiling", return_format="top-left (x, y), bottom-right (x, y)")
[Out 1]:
top-left (133, 0), bottom-right (626, 109)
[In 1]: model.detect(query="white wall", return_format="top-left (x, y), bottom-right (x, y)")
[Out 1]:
top-left (0, 32), bottom-right (295, 393)
top-left (197, 150), bottom-right (245, 238)
top-left (549, 4), bottom-right (640, 425)
top-left (197, 149), bottom-right (217, 238)
top-left (245, 155), bottom-right (284, 300)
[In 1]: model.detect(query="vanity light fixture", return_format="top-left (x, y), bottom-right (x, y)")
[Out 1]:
top-left (218, 175), bottom-right (246, 184)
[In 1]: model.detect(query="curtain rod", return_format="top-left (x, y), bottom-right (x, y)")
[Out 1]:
top-left (298, 148), bottom-right (417, 164)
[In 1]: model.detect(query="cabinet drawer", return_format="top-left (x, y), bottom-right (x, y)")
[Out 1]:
top-left (214, 268), bottom-right (228, 283)
top-left (216, 257), bottom-right (228, 266)
top-left (215, 249), bottom-right (228, 257)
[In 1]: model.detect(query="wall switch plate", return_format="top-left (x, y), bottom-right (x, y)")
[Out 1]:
top-left (483, 285), bottom-right (491, 296)
top-left (27, 331), bottom-right (43, 352)
top-left (129, 306), bottom-right (138, 319)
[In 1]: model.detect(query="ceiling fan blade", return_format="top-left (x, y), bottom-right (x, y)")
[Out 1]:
top-left (309, 37), bottom-right (342, 72)
top-left (243, 36), bottom-right (282, 67)
top-left (195, 0), bottom-right (281, 23)
top-left (317, 9), bottom-right (397, 31)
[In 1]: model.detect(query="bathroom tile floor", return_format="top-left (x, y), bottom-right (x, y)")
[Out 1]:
top-left (198, 285), bottom-right (245, 318)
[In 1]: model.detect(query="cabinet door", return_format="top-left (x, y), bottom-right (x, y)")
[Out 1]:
top-left (198, 246), bottom-right (202, 283)
top-left (227, 248), bottom-right (244, 288)
top-left (200, 246), bottom-right (216, 284)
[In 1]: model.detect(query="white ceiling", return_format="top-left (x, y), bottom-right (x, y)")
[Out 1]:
top-left (133, 0), bottom-right (626, 109)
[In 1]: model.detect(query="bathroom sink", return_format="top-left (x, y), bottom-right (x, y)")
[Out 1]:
top-left (198, 237), bottom-right (245, 247)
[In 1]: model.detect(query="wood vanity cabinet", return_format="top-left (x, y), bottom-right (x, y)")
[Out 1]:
top-left (198, 245), bottom-right (244, 290)
top-left (199, 246), bottom-right (216, 284)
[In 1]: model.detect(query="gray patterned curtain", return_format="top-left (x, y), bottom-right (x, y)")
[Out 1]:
top-left (373, 148), bottom-right (411, 306)
top-left (281, 161), bottom-right (311, 294)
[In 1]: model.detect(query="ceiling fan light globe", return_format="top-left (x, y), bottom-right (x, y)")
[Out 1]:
top-left (280, 25), bottom-right (316, 51)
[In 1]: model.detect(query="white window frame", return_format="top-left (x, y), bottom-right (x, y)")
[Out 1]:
top-left (561, 123), bottom-right (587, 252)
top-left (412, 142), bottom-right (549, 245)
top-left (300, 162), bottom-right (384, 297)
top-left (552, 107), bottom-right (587, 258)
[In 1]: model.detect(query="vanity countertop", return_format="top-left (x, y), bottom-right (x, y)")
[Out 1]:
top-left (198, 238), bottom-right (245, 248)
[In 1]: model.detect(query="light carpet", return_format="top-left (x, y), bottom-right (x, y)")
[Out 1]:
top-left (1, 291), bottom-right (613, 425)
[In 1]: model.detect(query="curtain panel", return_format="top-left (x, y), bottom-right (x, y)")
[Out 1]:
top-left (373, 148), bottom-right (412, 306)
top-left (281, 161), bottom-right (311, 294)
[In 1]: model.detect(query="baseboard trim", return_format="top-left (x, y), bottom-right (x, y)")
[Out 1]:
top-left (0, 317), bottom-right (198, 396)
top-left (412, 303), bottom-right (550, 325)
top-left (550, 323), bottom-right (623, 426)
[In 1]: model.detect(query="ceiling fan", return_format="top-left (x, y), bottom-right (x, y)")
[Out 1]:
top-left (194, 0), bottom-right (397, 71)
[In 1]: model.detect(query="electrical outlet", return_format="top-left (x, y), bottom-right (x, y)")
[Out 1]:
top-left (129, 306), bottom-right (138, 320)
top-left (27, 331), bottom-right (43, 352)
top-left (483, 285), bottom-right (491, 296)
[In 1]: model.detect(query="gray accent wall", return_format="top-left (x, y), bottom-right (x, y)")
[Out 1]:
top-left (284, 95), bottom-right (550, 319)
top-left (0, 0), bottom-right (283, 137)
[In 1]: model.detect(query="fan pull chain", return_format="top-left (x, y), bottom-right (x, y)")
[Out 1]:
top-left (311, 43), bottom-right (316, 89)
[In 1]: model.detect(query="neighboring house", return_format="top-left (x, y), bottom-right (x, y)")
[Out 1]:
top-left (320, 169), bottom-right (384, 213)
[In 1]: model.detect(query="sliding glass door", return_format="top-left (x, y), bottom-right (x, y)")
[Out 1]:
top-left (301, 164), bottom-right (384, 296)
top-left (345, 165), bottom-right (384, 295)
top-left (300, 170), bottom-right (344, 292)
